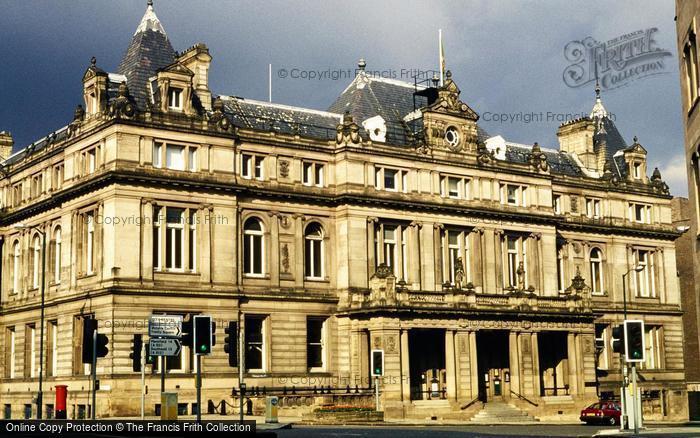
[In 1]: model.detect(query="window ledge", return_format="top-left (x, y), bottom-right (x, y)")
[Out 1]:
top-left (154, 270), bottom-right (199, 276)
top-left (305, 277), bottom-right (329, 283)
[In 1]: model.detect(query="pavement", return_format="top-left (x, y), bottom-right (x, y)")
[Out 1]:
top-left (593, 426), bottom-right (700, 437)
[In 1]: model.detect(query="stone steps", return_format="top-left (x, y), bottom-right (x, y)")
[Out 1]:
top-left (470, 402), bottom-right (538, 424)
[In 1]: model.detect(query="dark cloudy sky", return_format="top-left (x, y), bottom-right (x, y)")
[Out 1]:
top-left (0, 0), bottom-right (688, 194)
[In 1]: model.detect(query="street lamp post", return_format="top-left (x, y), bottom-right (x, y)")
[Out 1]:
top-left (15, 224), bottom-right (46, 419)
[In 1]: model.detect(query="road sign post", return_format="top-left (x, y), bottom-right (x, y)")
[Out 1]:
top-left (371, 350), bottom-right (384, 412)
top-left (148, 315), bottom-right (184, 398)
top-left (140, 340), bottom-right (145, 420)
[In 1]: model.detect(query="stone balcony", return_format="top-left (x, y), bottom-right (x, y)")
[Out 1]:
top-left (341, 266), bottom-right (593, 316)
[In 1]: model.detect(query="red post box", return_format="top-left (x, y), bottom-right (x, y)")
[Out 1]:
top-left (55, 385), bottom-right (68, 419)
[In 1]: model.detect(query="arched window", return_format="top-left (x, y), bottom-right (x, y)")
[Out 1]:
top-left (590, 248), bottom-right (604, 294)
top-left (32, 236), bottom-right (41, 289)
top-left (243, 218), bottom-right (264, 275)
top-left (12, 241), bottom-right (21, 293)
top-left (304, 223), bottom-right (324, 279)
top-left (53, 228), bottom-right (62, 284)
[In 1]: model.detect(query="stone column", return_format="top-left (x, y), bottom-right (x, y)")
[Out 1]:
top-left (531, 332), bottom-right (541, 397)
top-left (473, 228), bottom-right (485, 292)
top-left (469, 331), bottom-right (479, 399)
top-left (493, 230), bottom-right (504, 292)
top-left (445, 330), bottom-right (457, 401)
top-left (433, 224), bottom-right (444, 289)
top-left (140, 199), bottom-right (153, 283)
top-left (409, 222), bottom-right (422, 290)
top-left (268, 211), bottom-right (280, 291)
top-left (367, 218), bottom-right (377, 280)
top-left (455, 330), bottom-right (472, 402)
top-left (294, 214), bottom-right (305, 289)
top-left (567, 332), bottom-right (578, 395)
top-left (509, 331), bottom-right (521, 394)
top-left (421, 223), bottom-right (436, 291)
top-left (200, 205), bottom-right (213, 284)
top-left (400, 329), bottom-right (410, 402)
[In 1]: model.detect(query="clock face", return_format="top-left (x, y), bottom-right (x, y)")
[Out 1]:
top-left (445, 126), bottom-right (460, 148)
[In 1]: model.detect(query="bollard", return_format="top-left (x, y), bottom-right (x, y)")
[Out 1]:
top-left (161, 392), bottom-right (178, 421)
top-left (220, 400), bottom-right (227, 416)
top-left (55, 385), bottom-right (68, 419)
top-left (265, 396), bottom-right (279, 424)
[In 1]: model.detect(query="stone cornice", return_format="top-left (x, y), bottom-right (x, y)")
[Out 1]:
top-left (0, 169), bottom-right (680, 241)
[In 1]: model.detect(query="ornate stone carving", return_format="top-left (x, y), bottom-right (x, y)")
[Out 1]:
top-left (454, 257), bottom-right (465, 290)
top-left (429, 71), bottom-right (479, 120)
top-left (374, 263), bottom-right (392, 279)
top-left (279, 159), bottom-right (290, 178)
top-left (565, 266), bottom-right (590, 296)
top-left (281, 243), bottom-right (290, 273)
top-left (570, 196), bottom-right (579, 213)
top-left (649, 167), bottom-right (670, 195)
top-left (385, 335), bottom-right (397, 354)
top-left (66, 104), bottom-right (85, 138)
top-left (528, 142), bottom-right (549, 173)
top-left (476, 141), bottom-right (495, 165)
top-left (516, 261), bottom-right (526, 291)
top-left (336, 111), bottom-right (361, 145)
top-left (208, 97), bottom-right (233, 132)
top-left (108, 82), bottom-right (137, 119)
top-left (279, 215), bottom-right (291, 229)
top-left (415, 140), bottom-right (432, 155)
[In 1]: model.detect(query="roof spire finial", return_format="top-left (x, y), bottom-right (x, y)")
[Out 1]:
top-left (358, 58), bottom-right (366, 71)
top-left (147, 0), bottom-right (153, 6)
top-left (90, 56), bottom-right (97, 67)
top-left (590, 77), bottom-right (607, 119)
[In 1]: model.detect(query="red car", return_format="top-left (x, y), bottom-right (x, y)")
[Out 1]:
top-left (580, 401), bottom-right (621, 425)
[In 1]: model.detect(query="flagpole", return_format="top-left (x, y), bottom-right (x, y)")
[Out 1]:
top-left (268, 63), bottom-right (272, 102)
top-left (438, 29), bottom-right (444, 86)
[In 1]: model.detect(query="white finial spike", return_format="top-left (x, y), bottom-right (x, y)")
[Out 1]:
top-left (135, 0), bottom-right (165, 35)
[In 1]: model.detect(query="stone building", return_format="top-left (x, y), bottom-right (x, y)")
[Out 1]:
top-left (675, 0), bottom-right (700, 421)
top-left (0, 2), bottom-right (688, 421)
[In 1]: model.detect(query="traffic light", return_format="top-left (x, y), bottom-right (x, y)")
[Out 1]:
top-left (224, 321), bottom-right (239, 367)
top-left (82, 317), bottom-right (97, 364)
top-left (371, 350), bottom-right (384, 377)
top-left (624, 320), bottom-right (645, 363)
top-left (611, 324), bottom-right (625, 354)
top-left (130, 334), bottom-right (143, 372)
top-left (182, 319), bottom-right (193, 348)
top-left (145, 343), bottom-right (156, 365)
top-left (96, 333), bottom-right (109, 358)
top-left (81, 317), bottom-right (108, 363)
top-left (193, 315), bottom-right (213, 355)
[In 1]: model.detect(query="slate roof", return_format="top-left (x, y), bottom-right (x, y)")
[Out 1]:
top-left (116, 3), bottom-right (176, 109)
top-left (504, 143), bottom-right (584, 177)
top-left (221, 97), bottom-right (342, 140)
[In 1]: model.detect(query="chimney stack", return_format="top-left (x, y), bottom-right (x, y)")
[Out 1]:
top-left (0, 131), bottom-right (14, 161)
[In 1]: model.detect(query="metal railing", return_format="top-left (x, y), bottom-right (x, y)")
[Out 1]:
top-left (510, 389), bottom-right (539, 407)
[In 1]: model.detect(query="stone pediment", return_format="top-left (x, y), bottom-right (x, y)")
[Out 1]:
top-left (625, 136), bottom-right (647, 155)
top-left (160, 62), bottom-right (194, 77)
top-left (82, 57), bottom-right (107, 81)
top-left (424, 70), bottom-right (479, 121)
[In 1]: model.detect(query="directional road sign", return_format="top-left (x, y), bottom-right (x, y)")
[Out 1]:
top-left (149, 338), bottom-right (182, 356)
top-left (148, 315), bottom-right (183, 338)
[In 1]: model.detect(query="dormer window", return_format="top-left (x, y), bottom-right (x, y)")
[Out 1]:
top-left (168, 87), bottom-right (183, 110)
top-left (633, 162), bottom-right (642, 179)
